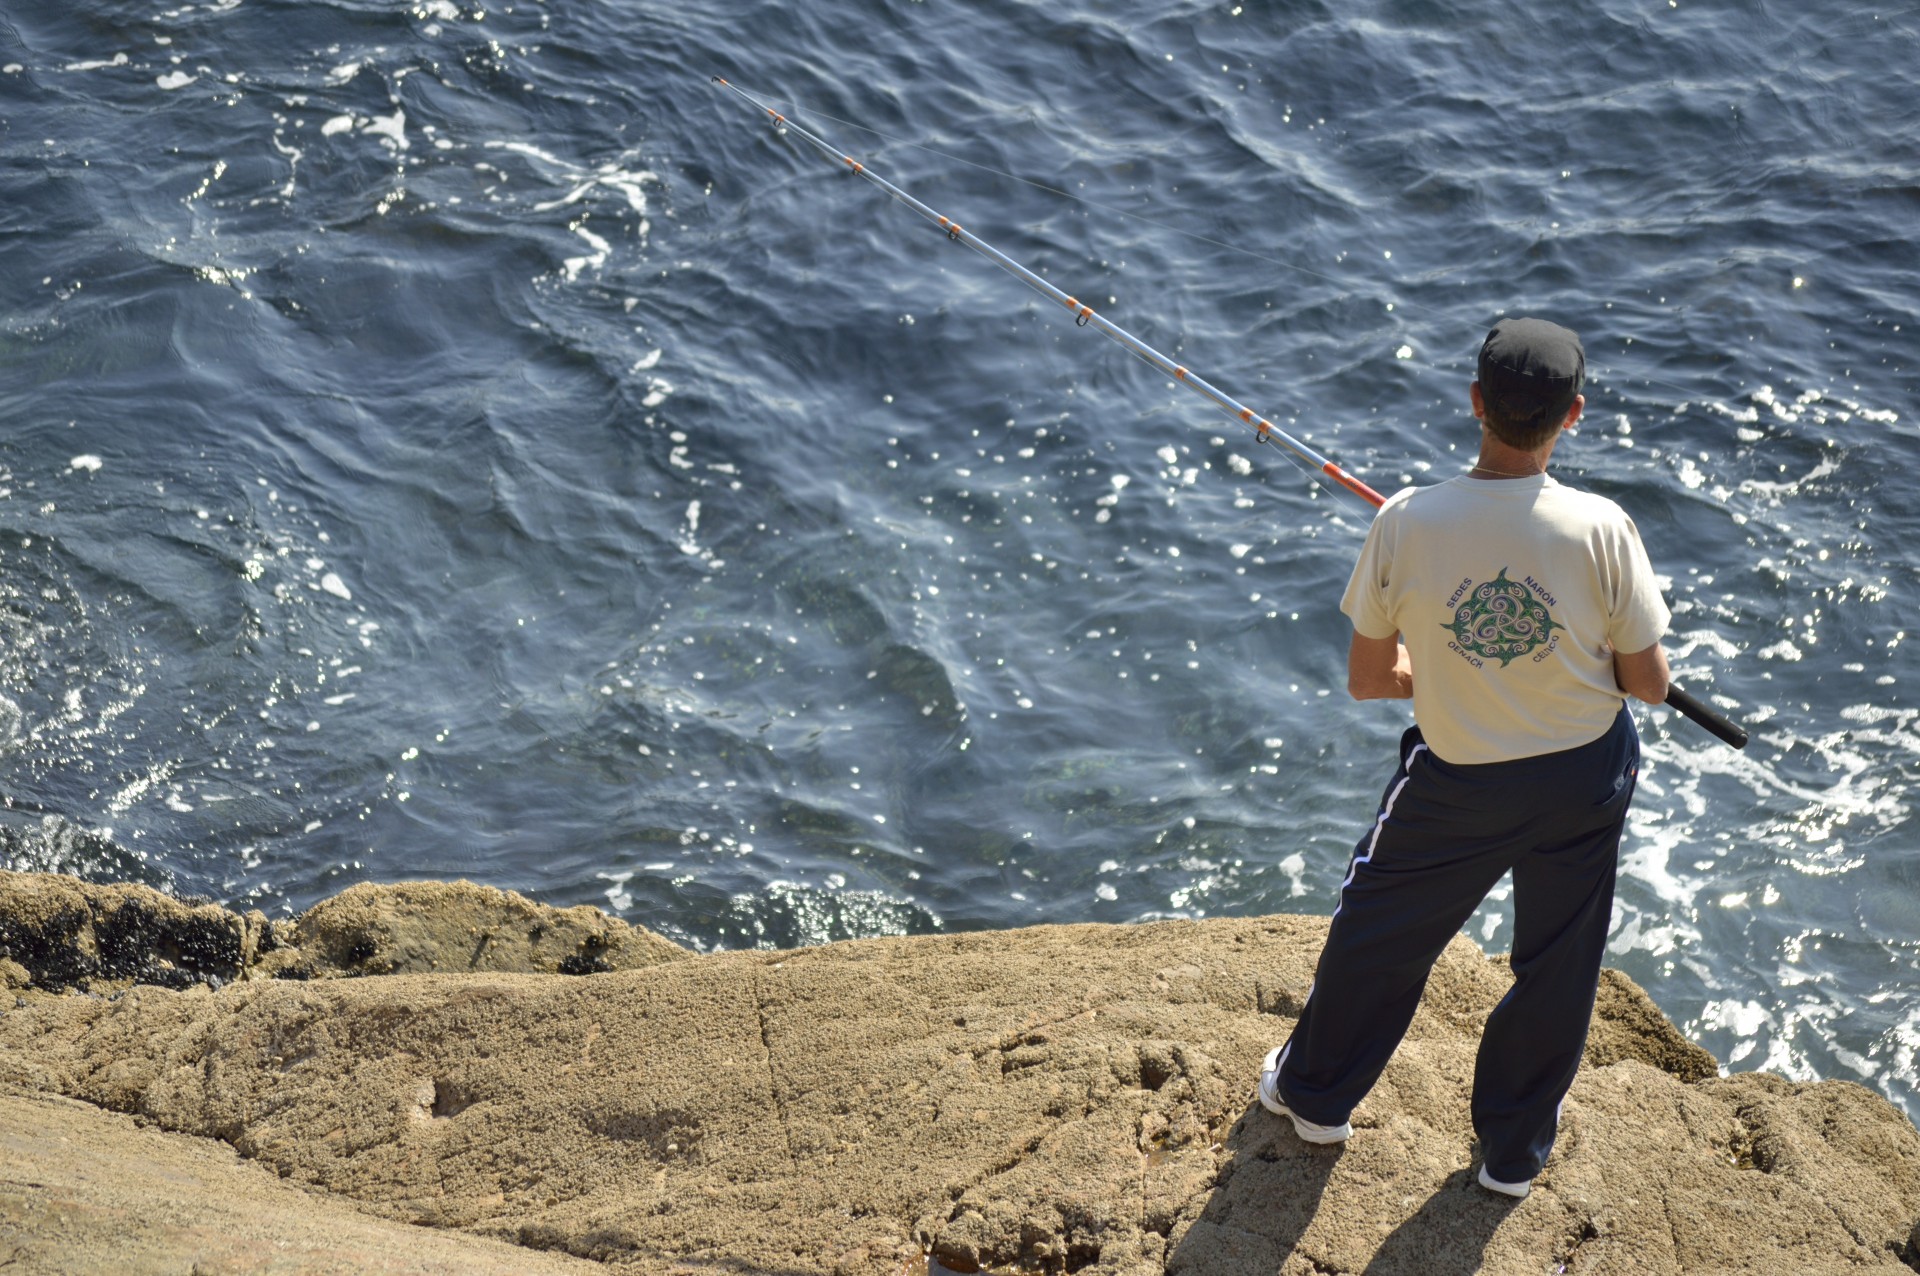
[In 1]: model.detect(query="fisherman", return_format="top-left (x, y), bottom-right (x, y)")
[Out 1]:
top-left (1256, 317), bottom-right (1672, 1199)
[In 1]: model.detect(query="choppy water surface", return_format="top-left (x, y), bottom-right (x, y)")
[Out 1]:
top-left (2, 1), bottom-right (1916, 1115)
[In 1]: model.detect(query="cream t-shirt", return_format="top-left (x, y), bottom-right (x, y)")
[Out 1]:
top-left (1340, 474), bottom-right (1670, 765)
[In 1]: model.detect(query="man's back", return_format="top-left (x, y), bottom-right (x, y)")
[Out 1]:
top-left (1342, 473), bottom-right (1668, 765)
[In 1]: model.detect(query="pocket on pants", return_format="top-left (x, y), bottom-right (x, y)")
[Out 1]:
top-left (1591, 766), bottom-right (1637, 811)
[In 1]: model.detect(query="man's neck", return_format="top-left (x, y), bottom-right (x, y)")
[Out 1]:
top-left (1469, 434), bottom-right (1556, 480)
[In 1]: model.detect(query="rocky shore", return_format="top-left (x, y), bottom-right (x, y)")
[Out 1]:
top-left (3, 868), bottom-right (1918, 1274)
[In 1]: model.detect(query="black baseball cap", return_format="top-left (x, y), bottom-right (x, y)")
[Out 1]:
top-left (1477, 317), bottom-right (1585, 405)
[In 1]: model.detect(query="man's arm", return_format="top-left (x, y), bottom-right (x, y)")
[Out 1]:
top-left (1613, 641), bottom-right (1670, 704)
top-left (1349, 630), bottom-right (1413, 700)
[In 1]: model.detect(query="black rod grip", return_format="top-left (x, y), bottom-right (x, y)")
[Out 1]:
top-left (1664, 681), bottom-right (1747, 750)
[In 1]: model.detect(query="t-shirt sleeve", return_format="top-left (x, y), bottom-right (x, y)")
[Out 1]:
top-left (1340, 506), bottom-right (1400, 640)
top-left (1607, 513), bottom-right (1671, 653)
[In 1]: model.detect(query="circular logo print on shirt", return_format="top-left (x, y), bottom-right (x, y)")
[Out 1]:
top-left (1443, 568), bottom-right (1561, 667)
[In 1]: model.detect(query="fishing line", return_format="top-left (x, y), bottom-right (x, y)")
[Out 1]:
top-left (720, 81), bottom-right (1750, 410)
top-left (711, 77), bottom-right (1748, 750)
top-left (717, 84), bottom-right (1373, 298)
top-left (718, 82), bottom-right (1413, 313)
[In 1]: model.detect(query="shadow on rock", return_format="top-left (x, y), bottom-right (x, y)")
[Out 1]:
top-left (1166, 1100), bottom-right (1339, 1273)
top-left (1362, 1167), bottom-right (1519, 1275)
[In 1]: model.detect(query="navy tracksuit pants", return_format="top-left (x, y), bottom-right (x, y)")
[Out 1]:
top-left (1273, 708), bottom-right (1639, 1183)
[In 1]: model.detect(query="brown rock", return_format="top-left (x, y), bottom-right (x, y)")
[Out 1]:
top-left (258, 878), bottom-right (690, 979)
top-left (1589, 965), bottom-right (1720, 1081)
top-left (0, 1089), bottom-right (607, 1274)
top-left (0, 871), bottom-right (689, 991)
top-left (0, 868), bottom-right (257, 992)
top-left (1, 879), bottom-right (1916, 1274)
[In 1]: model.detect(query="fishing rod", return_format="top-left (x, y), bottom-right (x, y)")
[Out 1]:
top-left (713, 77), bottom-right (1383, 507)
top-left (711, 77), bottom-right (1748, 752)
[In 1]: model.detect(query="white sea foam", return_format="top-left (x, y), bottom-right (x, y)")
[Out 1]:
top-left (1669, 628), bottom-right (1742, 661)
top-left (561, 221), bottom-right (611, 280)
top-left (1702, 998), bottom-right (1769, 1037)
top-left (481, 142), bottom-right (659, 279)
top-left (531, 181), bottom-right (596, 213)
top-left (268, 132), bottom-right (302, 198)
top-left (363, 108), bottom-right (407, 151)
top-left (676, 501), bottom-right (720, 571)
top-left (598, 870), bottom-right (635, 911)
top-left (191, 265), bottom-right (253, 298)
top-left (486, 139), bottom-right (573, 168)
top-left (1705, 383), bottom-right (1899, 432)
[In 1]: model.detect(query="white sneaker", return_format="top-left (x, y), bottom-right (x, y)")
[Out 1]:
top-left (1257, 1047), bottom-right (1351, 1144)
top-left (1477, 1163), bottom-right (1532, 1199)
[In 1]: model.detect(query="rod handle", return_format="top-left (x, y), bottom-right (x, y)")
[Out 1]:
top-left (1664, 681), bottom-right (1747, 750)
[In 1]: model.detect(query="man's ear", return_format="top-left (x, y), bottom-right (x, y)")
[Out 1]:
top-left (1563, 393), bottom-right (1585, 432)
top-left (1470, 381), bottom-right (1485, 419)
